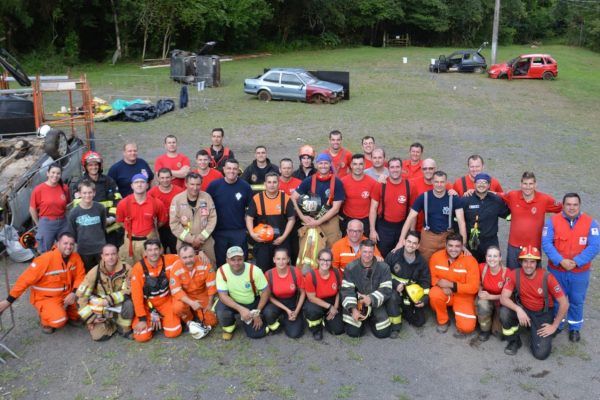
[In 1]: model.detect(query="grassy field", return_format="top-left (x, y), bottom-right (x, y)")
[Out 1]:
top-left (2, 45), bottom-right (600, 400)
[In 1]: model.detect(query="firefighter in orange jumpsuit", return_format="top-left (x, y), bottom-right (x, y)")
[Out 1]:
top-left (130, 239), bottom-right (182, 342)
top-left (429, 232), bottom-right (480, 336)
top-left (0, 232), bottom-right (85, 334)
top-left (169, 244), bottom-right (218, 329)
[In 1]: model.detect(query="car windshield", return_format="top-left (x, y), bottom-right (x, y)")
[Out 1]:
top-left (298, 72), bottom-right (317, 84)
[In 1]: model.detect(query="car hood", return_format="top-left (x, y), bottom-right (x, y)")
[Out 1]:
top-left (489, 62), bottom-right (509, 71)
top-left (309, 80), bottom-right (344, 92)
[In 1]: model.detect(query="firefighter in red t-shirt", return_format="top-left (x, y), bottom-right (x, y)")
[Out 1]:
top-left (323, 130), bottom-right (352, 178)
top-left (499, 245), bottom-right (568, 359)
top-left (148, 168), bottom-right (184, 254)
top-left (154, 135), bottom-right (191, 188)
top-left (453, 155), bottom-right (504, 197)
top-left (302, 249), bottom-right (344, 340)
top-left (401, 142), bottom-right (424, 181)
top-left (263, 248), bottom-right (306, 338)
top-left (340, 154), bottom-right (379, 236)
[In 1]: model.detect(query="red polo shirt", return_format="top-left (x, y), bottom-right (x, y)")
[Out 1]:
top-left (341, 174), bottom-right (379, 219)
top-left (116, 194), bottom-right (167, 236)
top-left (279, 177), bottom-right (303, 196)
top-left (155, 153), bottom-right (191, 188)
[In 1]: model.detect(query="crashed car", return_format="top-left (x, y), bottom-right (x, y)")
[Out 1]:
top-left (243, 68), bottom-right (344, 103)
top-left (429, 42), bottom-right (488, 73)
top-left (488, 54), bottom-right (558, 80)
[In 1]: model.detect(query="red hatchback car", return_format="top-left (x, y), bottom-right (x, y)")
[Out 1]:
top-left (488, 54), bottom-right (558, 80)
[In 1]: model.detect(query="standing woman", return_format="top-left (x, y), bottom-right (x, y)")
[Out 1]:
top-left (263, 248), bottom-right (306, 338)
top-left (303, 248), bottom-right (344, 340)
top-left (29, 164), bottom-right (70, 252)
top-left (476, 246), bottom-right (507, 342)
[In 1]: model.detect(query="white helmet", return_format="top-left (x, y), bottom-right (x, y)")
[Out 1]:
top-left (188, 321), bottom-right (211, 339)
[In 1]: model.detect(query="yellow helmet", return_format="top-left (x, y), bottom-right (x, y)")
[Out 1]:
top-left (406, 284), bottom-right (425, 304)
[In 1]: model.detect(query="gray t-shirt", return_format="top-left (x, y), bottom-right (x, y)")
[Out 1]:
top-left (364, 167), bottom-right (389, 181)
top-left (68, 202), bottom-right (106, 255)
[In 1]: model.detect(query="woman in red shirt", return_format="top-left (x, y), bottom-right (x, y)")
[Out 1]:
top-left (476, 246), bottom-right (507, 342)
top-left (29, 164), bottom-right (70, 252)
top-left (303, 248), bottom-right (344, 340)
top-left (263, 248), bottom-right (306, 338)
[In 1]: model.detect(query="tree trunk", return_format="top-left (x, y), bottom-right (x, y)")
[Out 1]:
top-left (141, 25), bottom-right (148, 62)
top-left (110, 0), bottom-right (122, 65)
top-left (161, 24), bottom-right (171, 60)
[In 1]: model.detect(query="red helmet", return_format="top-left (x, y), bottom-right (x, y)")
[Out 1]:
top-left (518, 245), bottom-right (541, 260)
top-left (253, 224), bottom-right (274, 242)
top-left (298, 145), bottom-right (315, 159)
top-left (19, 232), bottom-right (37, 250)
top-left (81, 151), bottom-right (103, 169)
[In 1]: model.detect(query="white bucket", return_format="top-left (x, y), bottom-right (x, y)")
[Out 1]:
top-left (402, 57), bottom-right (408, 64)
top-left (431, 58), bottom-right (436, 65)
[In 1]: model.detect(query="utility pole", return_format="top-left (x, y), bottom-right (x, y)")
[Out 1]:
top-left (491, 0), bottom-right (501, 65)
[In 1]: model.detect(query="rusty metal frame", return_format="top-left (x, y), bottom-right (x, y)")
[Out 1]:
top-left (0, 248), bottom-right (19, 364)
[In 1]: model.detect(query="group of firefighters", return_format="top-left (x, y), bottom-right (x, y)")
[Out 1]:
top-left (1, 128), bottom-right (598, 360)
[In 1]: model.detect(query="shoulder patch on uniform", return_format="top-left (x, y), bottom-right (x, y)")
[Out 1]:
top-left (174, 269), bottom-right (184, 276)
top-left (30, 262), bottom-right (36, 268)
top-left (170, 278), bottom-right (176, 285)
top-left (542, 226), bottom-right (548, 236)
top-left (592, 227), bottom-right (599, 236)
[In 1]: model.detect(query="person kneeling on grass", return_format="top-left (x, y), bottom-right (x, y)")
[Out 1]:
top-left (215, 246), bottom-right (270, 340)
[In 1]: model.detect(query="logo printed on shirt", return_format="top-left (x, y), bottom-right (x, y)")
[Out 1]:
top-left (235, 192), bottom-right (242, 201)
top-left (361, 191), bottom-right (370, 199)
top-left (290, 283), bottom-right (296, 291)
top-left (245, 282), bottom-right (251, 289)
top-left (442, 206), bottom-right (450, 215)
top-left (177, 162), bottom-right (182, 168)
top-left (542, 227), bottom-right (548, 236)
top-left (497, 281), bottom-right (504, 289)
top-left (531, 207), bottom-right (537, 215)
top-left (325, 189), bottom-right (331, 198)
top-left (592, 227), bottom-right (599, 236)
top-left (398, 195), bottom-right (406, 204)
top-left (332, 283), bottom-right (337, 290)
top-left (141, 169), bottom-right (149, 178)
top-left (579, 237), bottom-right (587, 245)
top-left (537, 287), bottom-right (543, 295)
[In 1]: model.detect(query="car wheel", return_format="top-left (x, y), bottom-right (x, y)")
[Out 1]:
top-left (474, 67), bottom-right (483, 74)
top-left (312, 94), bottom-right (328, 104)
top-left (257, 90), bottom-right (272, 102)
top-left (543, 71), bottom-right (554, 81)
top-left (498, 73), bottom-right (508, 79)
top-left (43, 129), bottom-right (69, 160)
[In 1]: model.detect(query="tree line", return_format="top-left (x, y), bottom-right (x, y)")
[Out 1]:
top-left (1, 0), bottom-right (598, 66)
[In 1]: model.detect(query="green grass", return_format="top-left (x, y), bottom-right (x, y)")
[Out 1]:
top-left (391, 374), bottom-right (409, 384)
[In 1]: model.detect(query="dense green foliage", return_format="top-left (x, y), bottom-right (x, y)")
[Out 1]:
top-left (1, 0), bottom-right (599, 65)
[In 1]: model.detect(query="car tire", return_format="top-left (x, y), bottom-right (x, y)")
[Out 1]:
top-left (543, 71), bottom-right (554, 81)
top-left (474, 67), bottom-right (483, 74)
top-left (258, 90), bottom-right (272, 102)
top-left (498, 74), bottom-right (508, 79)
top-left (43, 129), bottom-right (69, 160)
top-left (312, 94), bottom-right (327, 104)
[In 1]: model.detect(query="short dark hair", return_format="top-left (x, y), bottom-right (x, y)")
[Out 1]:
top-left (265, 171), bottom-right (279, 180)
top-left (185, 172), bottom-right (202, 182)
top-left (563, 192), bottom-right (581, 204)
top-left (273, 247), bottom-right (289, 257)
top-left (387, 157), bottom-right (402, 166)
top-left (433, 170), bottom-right (447, 179)
top-left (280, 158), bottom-right (293, 166)
top-left (351, 153), bottom-right (364, 162)
top-left (101, 243), bottom-right (118, 253)
top-left (196, 149), bottom-right (210, 158)
top-left (78, 179), bottom-right (96, 192)
top-left (317, 248), bottom-right (333, 260)
top-left (360, 239), bottom-right (376, 249)
top-left (410, 142), bottom-right (424, 151)
top-left (446, 232), bottom-right (463, 244)
top-left (406, 230), bottom-right (421, 242)
top-left (255, 145), bottom-right (266, 152)
top-left (164, 134), bottom-right (177, 143)
top-left (157, 167), bottom-right (172, 176)
top-left (521, 171), bottom-right (536, 182)
top-left (362, 136), bottom-right (375, 144)
top-left (143, 239), bottom-right (162, 249)
top-left (212, 128), bottom-right (224, 136)
top-left (224, 158), bottom-right (239, 167)
top-left (178, 243), bottom-right (194, 254)
top-left (329, 130), bottom-right (342, 139)
top-left (57, 231), bottom-right (76, 241)
top-left (467, 154), bottom-right (484, 165)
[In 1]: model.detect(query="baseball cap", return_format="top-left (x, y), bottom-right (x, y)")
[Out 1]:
top-left (131, 173), bottom-right (148, 183)
top-left (315, 153), bottom-right (332, 164)
top-left (226, 246), bottom-right (244, 258)
top-left (474, 173), bottom-right (491, 183)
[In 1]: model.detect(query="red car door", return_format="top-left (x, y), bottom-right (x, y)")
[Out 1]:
top-left (527, 56), bottom-right (546, 79)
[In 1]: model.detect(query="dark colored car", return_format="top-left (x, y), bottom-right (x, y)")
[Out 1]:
top-left (429, 43), bottom-right (488, 73)
top-left (488, 54), bottom-right (558, 80)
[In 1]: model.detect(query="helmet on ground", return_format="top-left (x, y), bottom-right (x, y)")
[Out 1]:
top-left (188, 321), bottom-right (211, 339)
top-left (298, 145), bottom-right (315, 159)
top-left (81, 150), bottom-right (103, 169)
top-left (19, 232), bottom-right (37, 250)
top-left (253, 224), bottom-right (275, 242)
top-left (518, 245), bottom-right (541, 260)
top-left (405, 283), bottom-right (425, 304)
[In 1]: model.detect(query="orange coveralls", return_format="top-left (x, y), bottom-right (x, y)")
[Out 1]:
top-left (130, 254), bottom-right (182, 342)
top-left (429, 249), bottom-right (480, 333)
top-left (168, 257), bottom-right (218, 327)
top-left (8, 248), bottom-right (85, 328)
top-left (331, 235), bottom-right (382, 271)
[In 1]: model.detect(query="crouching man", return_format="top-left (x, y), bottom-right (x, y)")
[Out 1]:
top-left (341, 240), bottom-right (396, 338)
top-left (169, 244), bottom-right (218, 339)
top-left (216, 246), bottom-right (270, 340)
top-left (77, 244), bottom-right (134, 341)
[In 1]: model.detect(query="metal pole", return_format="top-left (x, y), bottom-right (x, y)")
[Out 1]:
top-left (0, 247), bottom-right (20, 363)
top-left (491, 0), bottom-right (501, 65)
